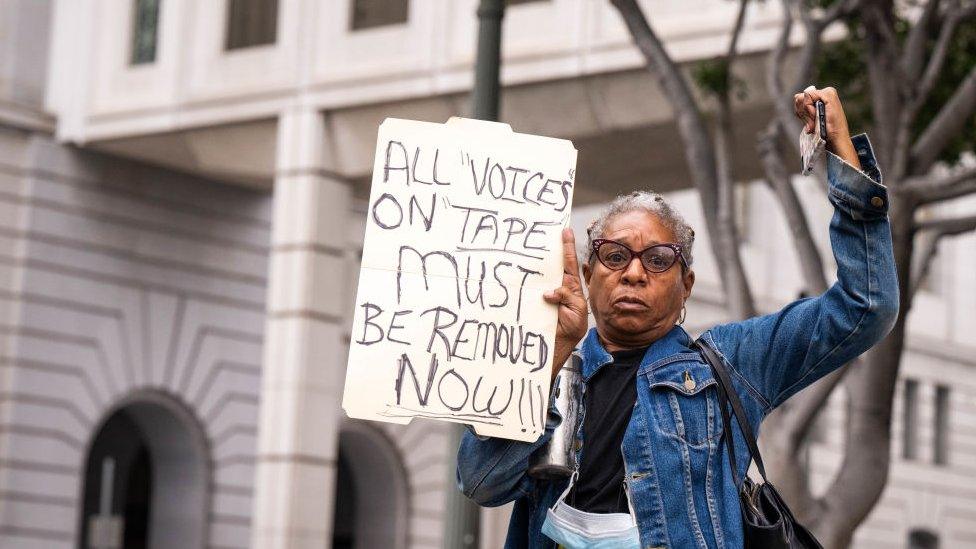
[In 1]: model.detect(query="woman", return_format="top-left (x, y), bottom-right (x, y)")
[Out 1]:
top-left (456, 86), bottom-right (899, 548)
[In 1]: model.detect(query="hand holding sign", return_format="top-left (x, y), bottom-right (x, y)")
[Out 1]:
top-left (542, 228), bottom-right (588, 384)
top-left (342, 117), bottom-right (577, 442)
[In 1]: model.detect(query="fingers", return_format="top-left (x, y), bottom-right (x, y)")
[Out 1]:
top-left (543, 286), bottom-right (587, 319)
top-left (561, 228), bottom-right (582, 291)
top-left (543, 286), bottom-right (571, 305)
top-left (543, 228), bottom-right (586, 307)
top-left (794, 85), bottom-right (839, 134)
top-left (543, 286), bottom-right (585, 314)
top-left (803, 85), bottom-right (837, 105)
top-left (794, 92), bottom-right (814, 133)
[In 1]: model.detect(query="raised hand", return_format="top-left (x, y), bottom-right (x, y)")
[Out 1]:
top-left (793, 85), bottom-right (861, 170)
top-left (542, 228), bottom-right (589, 383)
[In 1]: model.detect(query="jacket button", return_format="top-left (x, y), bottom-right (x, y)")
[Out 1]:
top-left (574, 439), bottom-right (583, 451)
top-left (870, 196), bottom-right (884, 208)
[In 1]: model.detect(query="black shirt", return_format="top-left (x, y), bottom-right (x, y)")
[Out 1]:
top-left (567, 345), bottom-right (647, 513)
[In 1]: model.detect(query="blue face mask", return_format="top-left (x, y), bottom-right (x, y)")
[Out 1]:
top-left (540, 474), bottom-right (642, 549)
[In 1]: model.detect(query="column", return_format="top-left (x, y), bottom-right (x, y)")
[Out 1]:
top-left (251, 106), bottom-right (350, 549)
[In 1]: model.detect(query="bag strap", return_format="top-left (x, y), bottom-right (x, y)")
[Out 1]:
top-left (695, 338), bottom-right (769, 482)
top-left (713, 363), bottom-right (744, 488)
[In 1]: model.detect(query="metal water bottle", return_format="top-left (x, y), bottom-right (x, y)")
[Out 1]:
top-left (527, 355), bottom-right (582, 479)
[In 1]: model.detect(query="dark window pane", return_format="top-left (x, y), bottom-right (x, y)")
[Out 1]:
top-left (934, 385), bottom-right (950, 465)
top-left (131, 0), bottom-right (160, 65)
top-left (350, 0), bottom-right (408, 31)
top-left (909, 529), bottom-right (939, 549)
top-left (902, 378), bottom-right (918, 460)
top-left (226, 0), bottom-right (278, 50)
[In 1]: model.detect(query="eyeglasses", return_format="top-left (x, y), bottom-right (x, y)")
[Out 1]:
top-left (591, 238), bottom-right (687, 274)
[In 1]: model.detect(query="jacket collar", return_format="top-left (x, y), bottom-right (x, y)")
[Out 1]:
top-left (577, 324), bottom-right (694, 382)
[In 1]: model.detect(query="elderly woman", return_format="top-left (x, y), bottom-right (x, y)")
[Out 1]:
top-left (456, 86), bottom-right (899, 548)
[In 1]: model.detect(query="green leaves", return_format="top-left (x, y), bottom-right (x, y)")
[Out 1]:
top-left (692, 57), bottom-right (748, 101)
top-left (817, 7), bottom-right (976, 166)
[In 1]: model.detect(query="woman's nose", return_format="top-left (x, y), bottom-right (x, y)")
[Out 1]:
top-left (620, 255), bottom-right (648, 285)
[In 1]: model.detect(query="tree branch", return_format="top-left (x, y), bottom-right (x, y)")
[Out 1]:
top-left (756, 121), bottom-right (838, 519)
top-left (820, 0), bottom-right (863, 22)
top-left (895, 1), bottom-right (976, 177)
top-left (610, 0), bottom-right (757, 317)
top-left (910, 230), bottom-right (941, 299)
top-left (910, 63), bottom-right (976, 174)
top-left (908, 213), bottom-right (976, 299)
top-left (767, 0), bottom-right (793, 108)
top-left (913, 212), bottom-right (976, 234)
top-left (903, 165), bottom-right (976, 204)
top-left (758, 123), bottom-right (829, 294)
top-left (903, 0), bottom-right (942, 82)
top-left (713, 0), bottom-right (758, 319)
top-left (767, 0), bottom-right (857, 167)
top-left (893, 1), bottom-right (956, 176)
top-left (715, 105), bottom-right (756, 319)
top-left (727, 0), bottom-right (749, 60)
top-left (610, 0), bottom-right (717, 198)
top-left (861, 0), bottom-right (904, 168)
top-left (912, 9), bottom-right (961, 111)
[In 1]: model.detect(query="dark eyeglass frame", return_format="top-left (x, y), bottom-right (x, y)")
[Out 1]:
top-left (590, 238), bottom-right (688, 273)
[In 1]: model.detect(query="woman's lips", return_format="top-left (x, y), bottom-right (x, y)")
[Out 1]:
top-left (612, 296), bottom-right (648, 311)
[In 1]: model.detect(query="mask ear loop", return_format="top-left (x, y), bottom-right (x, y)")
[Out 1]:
top-left (552, 470), bottom-right (579, 512)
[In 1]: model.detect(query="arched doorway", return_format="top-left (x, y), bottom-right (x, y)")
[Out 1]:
top-left (332, 422), bottom-right (409, 549)
top-left (78, 392), bottom-right (210, 549)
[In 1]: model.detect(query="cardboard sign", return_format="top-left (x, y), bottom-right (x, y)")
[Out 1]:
top-left (342, 117), bottom-right (577, 442)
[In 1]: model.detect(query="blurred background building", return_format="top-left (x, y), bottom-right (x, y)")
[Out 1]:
top-left (0, 0), bottom-right (972, 548)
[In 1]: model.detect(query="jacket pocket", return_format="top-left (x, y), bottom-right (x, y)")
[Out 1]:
top-left (645, 361), bottom-right (721, 447)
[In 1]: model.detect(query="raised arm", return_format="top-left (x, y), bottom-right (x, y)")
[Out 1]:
top-left (705, 87), bottom-right (899, 410)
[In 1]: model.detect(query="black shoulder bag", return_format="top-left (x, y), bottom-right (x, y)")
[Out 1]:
top-left (696, 339), bottom-right (824, 549)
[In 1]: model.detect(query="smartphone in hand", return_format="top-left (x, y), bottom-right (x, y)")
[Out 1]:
top-left (800, 100), bottom-right (826, 175)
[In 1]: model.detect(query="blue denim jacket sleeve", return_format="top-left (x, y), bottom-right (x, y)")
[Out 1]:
top-left (707, 134), bottom-right (900, 410)
top-left (456, 376), bottom-right (563, 507)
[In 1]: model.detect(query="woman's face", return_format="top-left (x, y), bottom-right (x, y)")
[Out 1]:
top-left (583, 210), bottom-right (695, 352)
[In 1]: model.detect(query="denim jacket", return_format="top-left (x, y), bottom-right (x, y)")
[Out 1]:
top-left (456, 134), bottom-right (900, 549)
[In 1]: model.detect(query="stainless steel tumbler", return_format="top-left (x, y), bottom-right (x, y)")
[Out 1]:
top-left (527, 355), bottom-right (582, 479)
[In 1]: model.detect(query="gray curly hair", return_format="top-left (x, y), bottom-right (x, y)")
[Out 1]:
top-left (583, 190), bottom-right (696, 268)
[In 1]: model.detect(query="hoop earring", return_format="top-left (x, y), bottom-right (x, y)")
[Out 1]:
top-left (677, 305), bottom-right (687, 325)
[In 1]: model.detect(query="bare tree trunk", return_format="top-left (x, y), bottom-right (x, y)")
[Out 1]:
top-left (755, 122), bottom-right (841, 522)
top-left (757, 125), bottom-right (828, 295)
top-left (610, 0), bottom-right (756, 318)
top-left (714, 0), bottom-right (757, 319)
top-left (813, 198), bottom-right (913, 546)
top-left (715, 96), bottom-right (758, 319)
top-left (609, 0), bottom-right (976, 547)
top-left (754, 2), bottom-right (852, 521)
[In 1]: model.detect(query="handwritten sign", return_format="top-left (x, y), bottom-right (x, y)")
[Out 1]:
top-left (341, 117), bottom-right (577, 442)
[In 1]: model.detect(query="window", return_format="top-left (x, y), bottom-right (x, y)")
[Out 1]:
top-left (934, 385), bottom-right (950, 465)
top-left (902, 379), bottom-right (918, 460)
top-left (350, 0), bottom-right (409, 31)
top-left (225, 0), bottom-right (278, 50)
top-left (908, 529), bottom-right (939, 549)
top-left (131, 0), bottom-right (161, 65)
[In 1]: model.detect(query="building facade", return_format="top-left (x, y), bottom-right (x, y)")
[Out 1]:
top-left (0, 0), bottom-right (972, 548)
